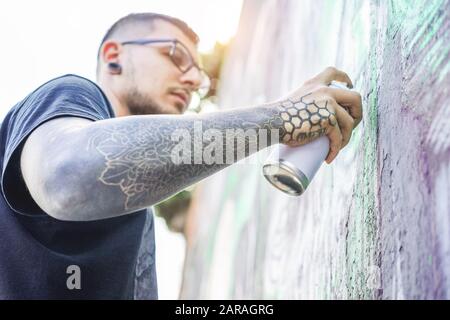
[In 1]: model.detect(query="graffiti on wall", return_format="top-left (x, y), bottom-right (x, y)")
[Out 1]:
top-left (180, 0), bottom-right (450, 299)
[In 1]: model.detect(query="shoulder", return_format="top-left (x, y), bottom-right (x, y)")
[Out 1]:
top-left (33, 74), bottom-right (106, 99)
top-left (15, 74), bottom-right (115, 119)
top-left (40, 74), bottom-right (100, 90)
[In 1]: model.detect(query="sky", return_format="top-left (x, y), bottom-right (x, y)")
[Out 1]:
top-left (0, 0), bottom-right (243, 299)
top-left (0, 0), bottom-right (243, 119)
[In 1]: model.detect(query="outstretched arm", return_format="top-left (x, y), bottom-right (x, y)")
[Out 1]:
top-left (21, 67), bottom-right (362, 221)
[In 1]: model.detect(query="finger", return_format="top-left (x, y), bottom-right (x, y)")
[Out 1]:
top-left (325, 87), bottom-right (362, 127)
top-left (331, 100), bottom-right (355, 148)
top-left (313, 66), bottom-right (354, 89)
top-left (325, 115), bottom-right (343, 164)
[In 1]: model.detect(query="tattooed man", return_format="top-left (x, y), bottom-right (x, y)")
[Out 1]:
top-left (0, 13), bottom-right (362, 299)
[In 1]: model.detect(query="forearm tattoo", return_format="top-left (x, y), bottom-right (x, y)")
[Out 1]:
top-left (86, 92), bottom-right (336, 213)
top-left (88, 106), bottom-right (281, 211)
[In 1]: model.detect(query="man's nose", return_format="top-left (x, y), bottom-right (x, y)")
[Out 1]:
top-left (180, 66), bottom-right (203, 89)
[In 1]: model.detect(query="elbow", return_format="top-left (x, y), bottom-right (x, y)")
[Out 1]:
top-left (32, 158), bottom-right (92, 221)
top-left (32, 192), bottom-right (73, 222)
top-left (35, 171), bottom-right (81, 221)
top-left (37, 199), bottom-right (73, 222)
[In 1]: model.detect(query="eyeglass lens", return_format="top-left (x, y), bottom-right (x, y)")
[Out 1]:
top-left (171, 42), bottom-right (210, 97)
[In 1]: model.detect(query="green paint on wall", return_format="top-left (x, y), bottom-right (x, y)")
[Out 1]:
top-left (387, 0), bottom-right (446, 53)
top-left (345, 5), bottom-right (380, 298)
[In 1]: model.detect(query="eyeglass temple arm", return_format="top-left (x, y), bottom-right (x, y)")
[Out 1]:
top-left (121, 38), bottom-right (177, 45)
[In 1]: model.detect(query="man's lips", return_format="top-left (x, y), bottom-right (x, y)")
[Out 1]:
top-left (170, 90), bottom-right (190, 109)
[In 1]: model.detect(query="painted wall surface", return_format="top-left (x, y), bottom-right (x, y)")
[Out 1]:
top-left (180, 0), bottom-right (450, 299)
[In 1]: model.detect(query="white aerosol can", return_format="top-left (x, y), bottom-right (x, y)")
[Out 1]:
top-left (262, 81), bottom-right (350, 196)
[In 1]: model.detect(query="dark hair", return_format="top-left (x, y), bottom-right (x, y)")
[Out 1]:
top-left (97, 12), bottom-right (199, 63)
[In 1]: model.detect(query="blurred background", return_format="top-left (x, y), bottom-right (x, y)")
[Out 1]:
top-left (1, 0), bottom-right (449, 300)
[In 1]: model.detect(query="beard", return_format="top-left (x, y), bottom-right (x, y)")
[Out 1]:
top-left (124, 87), bottom-right (169, 115)
top-left (124, 59), bottom-right (180, 115)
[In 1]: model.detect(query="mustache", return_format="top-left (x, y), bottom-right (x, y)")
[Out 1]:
top-left (168, 87), bottom-right (193, 96)
top-left (168, 87), bottom-right (193, 107)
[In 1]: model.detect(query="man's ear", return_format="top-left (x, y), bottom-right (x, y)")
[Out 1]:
top-left (101, 41), bottom-right (122, 70)
top-left (101, 41), bottom-right (123, 75)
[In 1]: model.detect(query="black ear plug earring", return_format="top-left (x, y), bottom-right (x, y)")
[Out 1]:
top-left (108, 62), bottom-right (122, 74)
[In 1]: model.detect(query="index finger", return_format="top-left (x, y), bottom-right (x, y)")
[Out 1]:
top-left (312, 66), bottom-right (354, 89)
top-left (326, 88), bottom-right (363, 127)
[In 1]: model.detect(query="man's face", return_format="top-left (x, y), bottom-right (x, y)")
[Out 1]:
top-left (119, 21), bottom-right (203, 115)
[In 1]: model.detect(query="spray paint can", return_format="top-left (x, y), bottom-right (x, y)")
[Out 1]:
top-left (262, 81), bottom-right (351, 196)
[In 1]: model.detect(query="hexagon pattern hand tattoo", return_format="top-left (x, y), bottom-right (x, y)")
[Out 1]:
top-left (277, 92), bottom-right (337, 145)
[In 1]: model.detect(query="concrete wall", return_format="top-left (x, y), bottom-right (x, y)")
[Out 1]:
top-left (180, 0), bottom-right (450, 299)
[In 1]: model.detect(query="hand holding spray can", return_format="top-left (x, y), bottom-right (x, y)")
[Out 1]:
top-left (262, 80), bottom-right (351, 196)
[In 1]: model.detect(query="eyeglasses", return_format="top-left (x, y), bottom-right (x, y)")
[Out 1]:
top-left (121, 38), bottom-right (211, 98)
